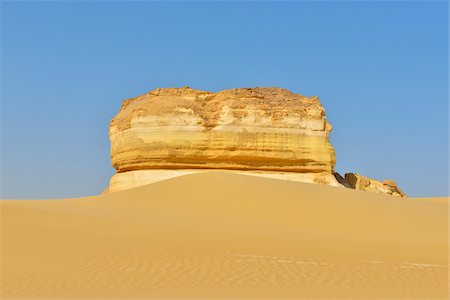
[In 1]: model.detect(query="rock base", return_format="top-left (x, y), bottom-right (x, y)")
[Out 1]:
top-left (108, 169), bottom-right (342, 193)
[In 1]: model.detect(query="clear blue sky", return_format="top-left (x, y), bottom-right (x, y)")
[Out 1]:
top-left (1, 1), bottom-right (448, 199)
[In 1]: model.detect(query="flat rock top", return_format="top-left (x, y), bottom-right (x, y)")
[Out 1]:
top-left (111, 87), bottom-right (325, 131)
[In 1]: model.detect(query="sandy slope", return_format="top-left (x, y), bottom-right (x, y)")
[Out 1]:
top-left (1, 172), bottom-right (448, 299)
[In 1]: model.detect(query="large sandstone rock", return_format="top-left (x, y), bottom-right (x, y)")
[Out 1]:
top-left (108, 87), bottom-right (338, 191)
top-left (107, 86), bottom-right (407, 197)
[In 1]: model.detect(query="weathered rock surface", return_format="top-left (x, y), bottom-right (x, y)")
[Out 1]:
top-left (342, 173), bottom-right (406, 198)
top-left (108, 87), bottom-right (337, 192)
top-left (333, 172), bottom-right (352, 188)
top-left (110, 87), bottom-right (335, 172)
top-left (107, 86), bottom-right (407, 197)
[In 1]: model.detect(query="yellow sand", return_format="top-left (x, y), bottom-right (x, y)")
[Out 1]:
top-left (1, 172), bottom-right (448, 299)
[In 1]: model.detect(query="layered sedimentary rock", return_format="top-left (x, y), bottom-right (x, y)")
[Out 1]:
top-left (107, 86), bottom-right (407, 198)
top-left (108, 87), bottom-right (337, 192)
top-left (342, 173), bottom-right (406, 198)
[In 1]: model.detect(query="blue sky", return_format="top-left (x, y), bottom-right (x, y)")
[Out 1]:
top-left (1, 1), bottom-right (448, 198)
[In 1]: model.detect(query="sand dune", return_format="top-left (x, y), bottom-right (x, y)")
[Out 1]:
top-left (1, 172), bottom-right (448, 299)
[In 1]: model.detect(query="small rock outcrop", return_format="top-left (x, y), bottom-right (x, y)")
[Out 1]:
top-left (106, 86), bottom-right (407, 197)
top-left (341, 173), bottom-right (406, 198)
top-left (333, 172), bottom-right (351, 188)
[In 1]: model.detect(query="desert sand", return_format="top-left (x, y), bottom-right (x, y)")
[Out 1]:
top-left (1, 172), bottom-right (448, 299)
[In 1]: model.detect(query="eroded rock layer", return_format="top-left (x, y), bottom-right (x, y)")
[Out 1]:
top-left (109, 87), bottom-right (336, 190)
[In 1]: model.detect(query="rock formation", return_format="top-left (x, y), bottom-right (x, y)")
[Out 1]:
top-left (342, 173), bottom-right (406, 198)
top-left (107, 86), bottom-right (406, 197)
top-left (333, 172), bottom-right (352, 188)
top-left (108, 87), bottom-right (338, 192)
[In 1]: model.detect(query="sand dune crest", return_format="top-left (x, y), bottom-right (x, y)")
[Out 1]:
top-left (1, 172), bottom-right (448, 298)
